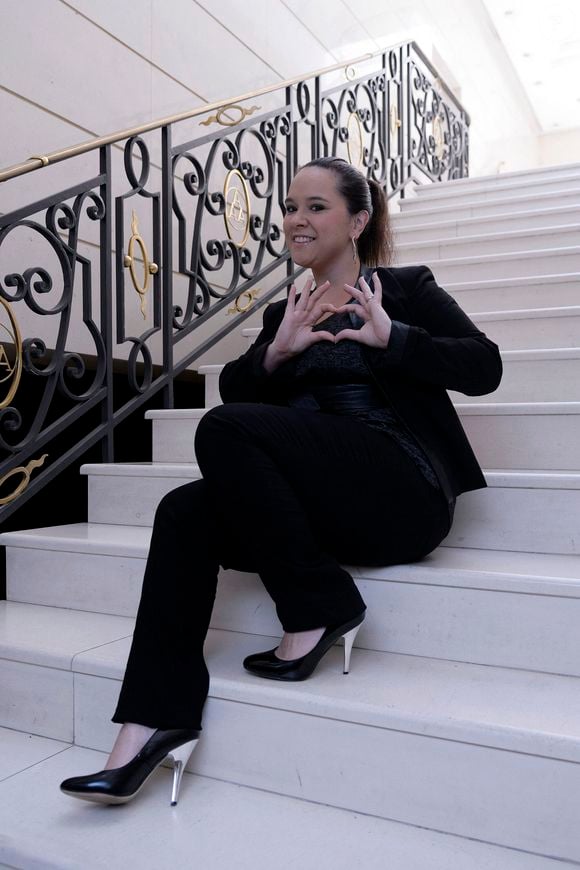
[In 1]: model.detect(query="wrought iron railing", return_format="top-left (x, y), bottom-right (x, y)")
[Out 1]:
top-left (0, 40), bottom-right (469, 520)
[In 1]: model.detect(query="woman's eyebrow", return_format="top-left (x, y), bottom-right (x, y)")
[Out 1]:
top-left (284, 196), bottom-right (331, 203)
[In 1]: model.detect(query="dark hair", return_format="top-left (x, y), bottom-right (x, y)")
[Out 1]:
top-left (297, 157), bottom-right (394, 267)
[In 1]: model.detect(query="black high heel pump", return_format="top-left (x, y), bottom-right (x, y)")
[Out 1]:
top-left (59, 728), bottom-right (200, 806)
top-left (243, 611), bottom-right (365, 681)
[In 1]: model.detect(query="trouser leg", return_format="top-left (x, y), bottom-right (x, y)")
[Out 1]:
top-left (194, 402), bottom-right (449, 632)
top-left (111, 479), bottom-right (221, 730)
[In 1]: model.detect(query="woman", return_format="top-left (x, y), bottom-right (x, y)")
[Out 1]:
top-left (60, 157), bottom-right (502, 806)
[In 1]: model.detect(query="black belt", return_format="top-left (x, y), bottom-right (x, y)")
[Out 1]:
top-left (287, 383), bottom-right (386, 415)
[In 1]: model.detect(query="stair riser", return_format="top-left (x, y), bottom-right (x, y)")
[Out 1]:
top-left (84, 471), bottom-right (580, 553)
top-left (396, 191), bottom-right (580, 222)
top-left (401, 179), bottom-right (578, 208)
top-left (460, 411), bottom-right (580, 470)
top-left (150, 408), bottom-right (580, 471)
top-left (72, 674), bottom-right (580, 861)
top-left (477, 315), bottom-right (580, 350)
top-left (451, 282), bottom-right (580, 312)
top-left (396, 228), bottom-right (580, 262)
top-left (152, 417), bottom-right (205, 463)
top-left (0, 658), bottom-right (73, 742)
top-left (7, 548), bottom-right (580, 676)
top-left (400, 250), bottom-right (580, 283)
top-left (392, 208), bottom-right (580, 241)
top-left (87, 472), bottom-right (201, 525)
top-left (450, 357), bottom-right (580, 403)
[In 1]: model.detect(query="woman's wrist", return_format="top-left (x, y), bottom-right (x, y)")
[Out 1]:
top-left (263, 342), bottom-right (293, 373)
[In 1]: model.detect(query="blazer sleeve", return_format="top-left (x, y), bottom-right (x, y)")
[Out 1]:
top-left (219, 299), bottom-right (286, 403)
top-left (366, 265), bottom-right (503, 396)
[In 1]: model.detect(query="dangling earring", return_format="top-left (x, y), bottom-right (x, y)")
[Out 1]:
top-left (351, 236), bottom-right (358, 261)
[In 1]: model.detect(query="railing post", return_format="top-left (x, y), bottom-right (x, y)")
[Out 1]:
top-left (100, 144), bottom-right (114, 462)
top-left (161, 123), bottom-right (174, 409)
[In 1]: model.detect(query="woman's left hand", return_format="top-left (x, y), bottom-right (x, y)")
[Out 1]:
top-left (333, 272), bottom-right (392, 348)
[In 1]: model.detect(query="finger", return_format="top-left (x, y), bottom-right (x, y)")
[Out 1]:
top-left (371, 271), bottom-right (382, 303)
top-left (333, 328), bottom-right (363, 343)
top-left (295, 277), bottom-right (315, 310)
top-left (343, 282), bottom-right (365, 299)
top-left (307, 330), bottom-right (336, 344)
top-left (287, 284), bottom-right (297, 310)
top-left (305, 280), bottom-right (331, 310)
top-left (357, 276), bottom-right (374, 301)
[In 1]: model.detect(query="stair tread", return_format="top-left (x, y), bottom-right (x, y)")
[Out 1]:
top-left (1, 602), bottom-right (579, 762)
top-left (392, 203), bottom-right (580, 228)
top-left (398, 187), bottom-right (580, 216)
top-left (80, 462), bottom-right (201, 478)
top-left (0, 732), bottom-right (563, 870)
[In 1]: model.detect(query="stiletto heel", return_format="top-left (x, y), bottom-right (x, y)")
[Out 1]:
top-left (243, 610), bottom-right (366, 681)
top-left (342, 623), bottom-right (362, 674)
top-left (59, 728), bottom-right (200, 806)
top-left (168, 738), bottom-right (199, 806)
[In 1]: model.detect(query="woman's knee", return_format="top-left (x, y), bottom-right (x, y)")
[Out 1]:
top-left (194, 402), bottom-right (258, 460)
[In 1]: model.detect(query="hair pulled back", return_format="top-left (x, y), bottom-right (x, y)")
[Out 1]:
top-left (297, 157), bottom-right (394, 267)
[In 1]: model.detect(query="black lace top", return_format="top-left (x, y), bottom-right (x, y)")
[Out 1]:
top-left (287, 310), bottom-right (440, 490)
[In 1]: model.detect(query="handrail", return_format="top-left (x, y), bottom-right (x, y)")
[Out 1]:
top-left (0, 41), bottom-right (467, 184)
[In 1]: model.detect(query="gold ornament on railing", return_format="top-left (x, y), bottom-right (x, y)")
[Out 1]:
top-left (389, 105), bottom-right (401, 135)
top-left (432, 116), bottom-right (445, 160)
top-left (223, 170), bottom-right (251, 248)
top-left (346, 112), bottom-right (364, 168)
top-left (200, 104), bottom-right (261, 127)
top-left (0, 296), bottom-right (23, 409)
top-left (344, 65), bottom-right (357, 81)
top-left (0, 454), bottom-right (48, 506)
top-left (227, 288), bottom-right (260, 315)
top-left (123, 210), bottom-right (158, 319)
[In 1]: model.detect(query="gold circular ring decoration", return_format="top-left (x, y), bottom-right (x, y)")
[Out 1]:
top-left (432, 116), bottom-right (445, 160)
top-left (0, 454), bottom-right (48, 506)
top-left (346, 112), bottom-right (364, 168)
top-left (0, 298), bottom-right (23, 409)
top-left (227, 288), bottom-right (260, 314)
top-left (200, 104), bottom-right (261, 127)
top-left (123, 210), bottom-right (158, 319)
top-left (389, 105), bottom-right (401, 136)
top-left (223, 169), bottom-right (251, 248)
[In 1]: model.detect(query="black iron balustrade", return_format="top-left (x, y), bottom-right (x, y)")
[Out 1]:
top-left (0, 40), bottom-right (469, 520)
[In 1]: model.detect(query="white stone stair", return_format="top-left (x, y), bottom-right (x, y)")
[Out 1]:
top-left (1, 601), bottom-right (580, 862)
top-left (1, 729), bottom-right (574, 870)
top-left (2, 160), bottom-right (580, 866)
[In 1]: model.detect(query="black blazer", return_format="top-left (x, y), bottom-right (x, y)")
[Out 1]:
top-left (219, 264), bottom-right (503, 514)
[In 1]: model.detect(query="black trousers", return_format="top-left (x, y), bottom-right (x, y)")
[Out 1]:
top-left (112, 402), bottom-right (452, 730)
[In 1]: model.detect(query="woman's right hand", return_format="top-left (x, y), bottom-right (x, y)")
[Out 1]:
top-left (263, 278), bottom-right (336, 372)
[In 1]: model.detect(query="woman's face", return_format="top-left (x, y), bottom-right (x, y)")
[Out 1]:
top-left (283, 167), bottom-right (366, 270)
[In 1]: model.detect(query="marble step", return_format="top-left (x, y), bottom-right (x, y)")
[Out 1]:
top-left (81, 461), bottom-right (202, 525)
top-left (76, 462), bottom-right (580, 554)
top-left (391, 204), bottom-right (580, 240)
top-left (200, 347), bottom-right (580, 407)
top-left (447, 273), bottom-right (580, 313)
top-left (394, 187), bottom-right (580, 222)
top-left (403, 172), bottom-right (580, 207)
top-left (3, 525), bottom-right (580, 675)
top-left (449, 348), bottom-right (580, 403)
top-left (5, 731), bottom-right (567, 870)
top-left (412, 161), bottom-right (580, 191)
top-left (400, 246), bottom-right (580, 283)
top-left (396, 224), bottom-right (580, 262)
top-left (242, 305), bottom-right (580, 351)
top-left (1, 602), bottom-right (579, 861)
top-left (146, 402), bottom-right (580, 471)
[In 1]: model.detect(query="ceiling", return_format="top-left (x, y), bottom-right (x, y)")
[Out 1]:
top-left (480, 0), bottom-right (580, 133)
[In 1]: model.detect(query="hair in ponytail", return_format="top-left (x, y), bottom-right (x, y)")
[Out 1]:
top-left (296, 157), bottom-right (394, 267)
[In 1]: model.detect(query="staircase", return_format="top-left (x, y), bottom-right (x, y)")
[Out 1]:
top-left (1, 162), bottom-right (580, 869)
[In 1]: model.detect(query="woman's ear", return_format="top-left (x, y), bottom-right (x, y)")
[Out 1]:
top-left (353, 209), bottom-right (370, 237)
